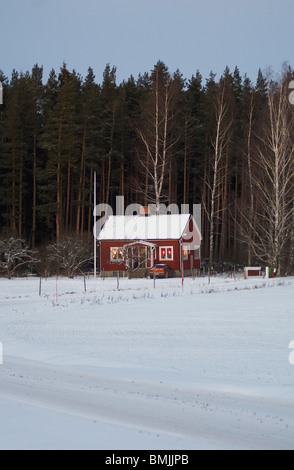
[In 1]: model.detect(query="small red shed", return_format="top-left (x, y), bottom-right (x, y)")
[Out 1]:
top-left (244, 267), bottom-right (262, 278)
top-left (97, 214), bottom-right (201, 275)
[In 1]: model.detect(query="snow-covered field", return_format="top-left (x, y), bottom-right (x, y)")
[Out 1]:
top-left (1, 273), bottom-right (294, 450)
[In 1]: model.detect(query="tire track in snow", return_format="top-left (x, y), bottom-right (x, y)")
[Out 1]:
top-left (1, 357), bottom-right (294, 449)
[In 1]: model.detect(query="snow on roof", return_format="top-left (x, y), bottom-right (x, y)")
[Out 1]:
top-left (97, 214), bottom-right (191, 241)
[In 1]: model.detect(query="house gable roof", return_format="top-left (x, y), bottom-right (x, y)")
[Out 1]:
top-left (97, 214), bottom-right (193, 241)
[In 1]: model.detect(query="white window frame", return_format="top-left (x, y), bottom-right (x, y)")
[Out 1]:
top-left (194, 246), bottom-right (200, 260)
top-left (159, 246), bottom-right (174, 261)
top-left (110, 247), bottom-right (123, 261)
top-left (183, 246), bottom-right (190, 260)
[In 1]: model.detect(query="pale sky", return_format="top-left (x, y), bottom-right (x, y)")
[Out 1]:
top-left (1, 0), bottom-right (293, 84)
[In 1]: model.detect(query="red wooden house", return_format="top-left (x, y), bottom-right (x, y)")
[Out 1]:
top-left (97, 214), bottom-right (201, 276)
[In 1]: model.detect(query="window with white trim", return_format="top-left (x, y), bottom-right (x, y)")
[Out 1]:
top-left (194, 247), bottom-right (200, 259)
top-left (110, 247), bottom-right (123, 261)
top-left (183, 246), bottom-right (190, 260)
top-left (159, 246), bottom-right (173, 261)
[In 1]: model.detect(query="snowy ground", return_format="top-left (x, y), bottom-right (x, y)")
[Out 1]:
top-left (1, 273), bottom-right (294, 450)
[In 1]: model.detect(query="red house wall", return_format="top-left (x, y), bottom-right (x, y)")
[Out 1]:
top-left (182, 255), bottom-right (200, 271)
top-left (100, 240), bottom-right (181, 272)
top-left (100, 241), bottom-right (126, 272)
top-left (154, 240), bottom-right (180, 270)
top-left (99, 238), bottom-right (200, 273)
top-left (182, 217), bottom-right (201, 271)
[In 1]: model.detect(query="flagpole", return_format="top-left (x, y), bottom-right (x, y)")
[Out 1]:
top-left (94, 170), bottom-right (97, 279)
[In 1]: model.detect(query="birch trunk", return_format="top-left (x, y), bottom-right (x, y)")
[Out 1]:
top-left (207, 86), bottom-right (232, 282)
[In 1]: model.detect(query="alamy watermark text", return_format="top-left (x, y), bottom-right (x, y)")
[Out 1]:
top-left (289, 340), bottom-right (294, 365)
top-left (93, 197), bottom-right (201, 242)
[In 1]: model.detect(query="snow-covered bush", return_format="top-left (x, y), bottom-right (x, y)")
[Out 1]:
top-left (0, 237), bottom-right (39, 279)
top-left (47, 236), bottom-right (93, 278)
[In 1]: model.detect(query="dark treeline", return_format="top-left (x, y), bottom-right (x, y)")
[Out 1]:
top-left (1, 60), bottom-right (294, 274)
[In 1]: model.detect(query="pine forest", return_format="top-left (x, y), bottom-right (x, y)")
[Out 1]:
top-left (1, 60), bottom-right (294, 276)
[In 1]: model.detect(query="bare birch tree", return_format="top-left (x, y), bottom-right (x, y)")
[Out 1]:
top-left (136, 62), bottom-right (180, 213)
top-left (243, 91), bottom-right (256, 265)
top-left (204, 81), bottom-right (233, 281)
top-left (240, 77), bottom-right (294, 274)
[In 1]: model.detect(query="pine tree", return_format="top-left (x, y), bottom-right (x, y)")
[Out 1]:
top-left (77, 67), bottom-right (101, 235)
top-left (183, 70), bottom-right (205, 207)
top-left (28, 64), bottom-right (44, 247)
top-left (117, 75), bottom-right (142, 205)
top-left (0, 70), bottom-right (9, 232)
top-left (100, 64), bottom-right (119, 206)
top-left (1, 71), bottom-right (33, 238)
top-left (41, 64), bottom-right (81, 241)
